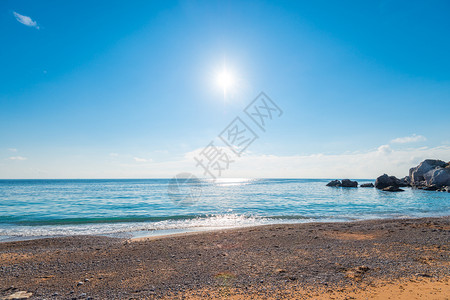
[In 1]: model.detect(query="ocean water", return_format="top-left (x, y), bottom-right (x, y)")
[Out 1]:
top-left (0, 178), bottom-right (449, 242)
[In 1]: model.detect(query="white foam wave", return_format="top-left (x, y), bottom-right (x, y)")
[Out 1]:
top-left (0, 214), bottom-right (285, 240)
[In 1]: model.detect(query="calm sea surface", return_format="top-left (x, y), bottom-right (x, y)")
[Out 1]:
top-left (1, 178), bottom-right (449, 242)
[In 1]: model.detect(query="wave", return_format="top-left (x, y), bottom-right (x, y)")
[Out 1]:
top-left (0, 214), bottom-right (279, 240)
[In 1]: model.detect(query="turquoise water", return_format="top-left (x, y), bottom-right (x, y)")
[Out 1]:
top-left (0, 178), bottom-right (449, 241)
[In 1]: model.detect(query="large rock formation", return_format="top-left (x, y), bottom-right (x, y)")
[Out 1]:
top-left (410, 159), bottom-right (446, 184)
top-left (409, 159), bottom-right (450, 188)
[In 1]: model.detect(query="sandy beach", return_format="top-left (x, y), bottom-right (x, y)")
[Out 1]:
top-left (1, 217), bottom-right (449, 299)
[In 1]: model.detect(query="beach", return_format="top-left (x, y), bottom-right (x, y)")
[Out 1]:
top-left (1, 217), bottom-right (449, 299)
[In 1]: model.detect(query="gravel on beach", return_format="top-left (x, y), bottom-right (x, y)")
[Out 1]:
top-left (0, 217), bottom-right (449, 299)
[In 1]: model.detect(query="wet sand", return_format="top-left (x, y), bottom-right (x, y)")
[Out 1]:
top-left (1, 217), bottom-right (449, 299)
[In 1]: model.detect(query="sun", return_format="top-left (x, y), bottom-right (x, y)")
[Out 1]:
top-left (216, 68), bottom-right (235, 93)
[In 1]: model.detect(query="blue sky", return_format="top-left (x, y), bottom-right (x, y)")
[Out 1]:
top-left (1, 0), bottom-right (450, 179)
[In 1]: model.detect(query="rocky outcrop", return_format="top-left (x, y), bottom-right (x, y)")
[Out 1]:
top-left (326, 179), bottom-right (358, 187)
top-left (400, 176), bottom-right (411, 186)
top-left (326, 180), bottom-right (341, 187)
top-left (341, 179), bottom-right (358, 187)
top-left (424, 168), bottom-right (450, 187)
top-left (375, 174), bottom-right (407, 189)
top-left (360, 183), bottom-right (374, 188)
top-left (328, 159), bottom-right (449, 192)
top-left (409, 159), bottom-right (450, 189)
top-left (374, 159), bottom-right (450, 192)
top-left (409, 159), bottom-right (447, 184)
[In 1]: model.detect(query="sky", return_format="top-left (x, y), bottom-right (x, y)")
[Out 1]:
top-left (1, 0), bottom-right (450, 179)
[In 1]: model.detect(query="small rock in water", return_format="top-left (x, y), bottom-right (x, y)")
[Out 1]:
top-left (326, 179), bottom-right (357, 187)
top-left (423, 185), bottom-right (438, 191)
top-left (375, 174), bottom-right (407, 189)
top-left (326, 180), bottom-right (341, 187)
top-left (360, 183), bottom-right (374, 188)
top-left (341, 179), bottom-right (358, 187)
top-left (382, 186), bottom-right (404, 192)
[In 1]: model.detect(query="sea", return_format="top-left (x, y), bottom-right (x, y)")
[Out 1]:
top-left (1, 178), bottom-right (449, 242)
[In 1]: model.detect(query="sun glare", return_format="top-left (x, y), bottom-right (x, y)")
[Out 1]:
top-left (216, 68), bottom-right (235, 93)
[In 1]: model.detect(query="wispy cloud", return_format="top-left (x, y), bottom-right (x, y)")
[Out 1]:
top-left (2, 144), bottom-right (449, 179)
top-left (391, 134), bottom-right (426, 144)
top-left (9, 156), bottom-right (27, 161)
top-left (133, 157), bottom-right (152, 163)
top-left (180, 144), bottom-right (450, 179)
top-left (13, 11), bottom-right (39, 29)
top-left (8, 148), bottom-right (18, 152)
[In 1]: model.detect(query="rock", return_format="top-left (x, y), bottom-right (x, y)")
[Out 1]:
top-left (409, 159), bottom-right (446, 185)
top-left (326, 180), bottom-right (341, 187)
top-left (397, 176), bottom-right (410, 187)
top-left (341, 179), bottom-right (358, 187)
top-left (382, 186), bottom-right (404, 192)
top-left (326, 179), bottom-right (358, 187)
top-left (2, 291), bottom-right (33, 300)
top-left (375, 174), bottom-right (408, 189)
top-left (375, 174), bottom-right (391, 189)
top-left (415, 273), bottom-right (432, 278)
top-left (375, 174), bottom-right (402, 189)
top-left (401, 176), bottom-right (411, 185)
top-left (77, 281), bottom-right (84, 286)
top-left (423, 185), bottom-right (438, 191)
top-left (360, 183), bottom-right (374, 188)
top-left (423, 168), bottom-right (450, 187)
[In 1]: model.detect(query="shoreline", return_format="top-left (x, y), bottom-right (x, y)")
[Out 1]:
top-left (3, 213), bottom-right (450, 244)
top-left (129, 215), bottom-right (450, 242)
top-left (1, 216), bottom-right (449, 299)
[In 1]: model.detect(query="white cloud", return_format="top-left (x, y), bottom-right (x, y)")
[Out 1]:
top-left (9, 156), bottom-right (27, 161)
top-left (376, 144), bottom-right (392, 155)
top-left (2, 144), bottom-right (449, 179)
top-left (109, 153), bottom-right (119, 157)
top-left (391, 134), bottom-right (426, 144)
top-left (178, 144), bottom-right (450, 179)
top-left (8, 148), bottom-right (18, 152)
top-left (13, 11), bottom-right (39, 29)
top-left (133, 157), bottom-right (152, 163)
